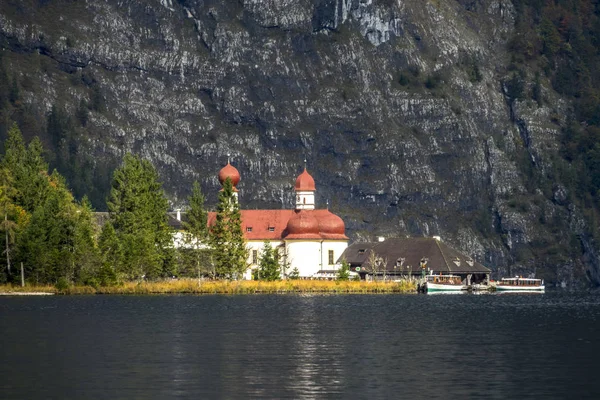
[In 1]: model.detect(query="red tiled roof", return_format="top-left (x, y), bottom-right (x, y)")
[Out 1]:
top-left (207, 209), bottom-right (348, 241)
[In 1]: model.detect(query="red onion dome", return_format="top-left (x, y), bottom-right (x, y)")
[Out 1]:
top-left (318, 211), bottom-right (346, 235)
top-left (218, 162), bottom-right (240, 187)
top-left (295, 168), bottom-right (315, 191)
top-left (286, 211), bottom-right (319, 235)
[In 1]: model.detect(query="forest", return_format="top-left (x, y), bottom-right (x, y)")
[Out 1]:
top-left (0, 123), bottom-right (261, 287)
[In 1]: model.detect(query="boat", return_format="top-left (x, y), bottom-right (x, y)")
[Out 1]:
top-left (470, 283), bottom-right (492, 291)
top-left (495, 277), bottom-right (545, 292)
top-left (425, 274), bottom-right (466, 292)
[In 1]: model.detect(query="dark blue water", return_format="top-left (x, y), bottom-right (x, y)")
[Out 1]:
top-left (1, 291), bottom-right (599, 399)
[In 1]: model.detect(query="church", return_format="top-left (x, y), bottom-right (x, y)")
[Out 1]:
top-left (207, 161), bottom-right (349, 279)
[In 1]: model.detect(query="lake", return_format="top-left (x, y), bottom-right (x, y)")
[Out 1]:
top-left (1, 291), bottom-right (599, 399)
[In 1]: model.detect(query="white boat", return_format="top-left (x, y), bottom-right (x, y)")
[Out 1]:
top-left (471, 283), bottom-right (492, 291)
top-left (496, 277), bottom-right (545, 292)
top-left (425, 274), bottom-right (466, 292)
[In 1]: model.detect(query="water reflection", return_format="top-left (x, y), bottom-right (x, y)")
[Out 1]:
top-left (1, 292), bottom-right (600, 398)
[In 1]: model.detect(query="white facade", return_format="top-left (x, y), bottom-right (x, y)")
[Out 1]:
top-left (207, 162), bottom-right (349, 280)
top-left (295, 191), bottom-right (315, 210)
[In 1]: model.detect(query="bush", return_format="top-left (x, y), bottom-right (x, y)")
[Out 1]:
top-left (55, 277), bottom-right (71, 291)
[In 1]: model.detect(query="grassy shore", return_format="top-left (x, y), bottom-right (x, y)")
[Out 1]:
top-left (0, 279), bottom-right (418, 295)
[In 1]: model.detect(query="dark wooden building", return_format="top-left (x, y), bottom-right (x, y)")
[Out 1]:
top-left (338, 237), bottom-right (491, 284)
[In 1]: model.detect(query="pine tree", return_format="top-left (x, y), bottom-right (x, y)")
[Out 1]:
top-left (72, 196), bottom-right (101, 285)
top-left (98, 221), bottom-right (121, 285)
top-left (258, 241), bottom-right (280, 281)
top-left (183, 181), bottom-right (210, 279)
top-left (288, 267), bottom-right (300, 280)
top-left (1, 124), bottom-right (50, 213)
top-left (209, 177), bottom-right (247, 279)
top-left (18, 173), bottom-right (77, 284)
top-left (107, 153), bottom-right (174, 280)
top-left (336, 260), bottom-right (350, 281)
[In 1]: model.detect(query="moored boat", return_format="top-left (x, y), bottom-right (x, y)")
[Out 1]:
top-left (425, 274), bottom-right (466, 292)
top-left (496, 277), bottom-right (545, 292)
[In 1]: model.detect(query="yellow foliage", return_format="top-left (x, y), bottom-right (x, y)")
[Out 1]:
top-left (0, 279), bottom-right (418, 295)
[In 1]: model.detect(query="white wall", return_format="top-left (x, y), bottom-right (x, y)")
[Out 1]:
top-left (244, 240), bottom-right (285, 280)
top-left (295, 190), bottom-right (315, 210)
top-left (319, 241), bottom-right (348, 269)
top-left (285, 240), bottom-right (322, 277)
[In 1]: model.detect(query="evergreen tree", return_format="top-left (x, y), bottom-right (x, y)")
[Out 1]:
top-left (1, 124), bottom-right (50, 212)
top-left (288, 267), bottom-right (300, 280)
top-left (16, 171), bottom-right (99, 285)
top-left (336, 260), bottom-right (350, 281)
top-left (72, 196), bottom-right (101, 285)
top-left (107, 153), bottom-right (174, 280)
top-left (18, 172), bottom-right (76, 283)
top-left (98, 221), bottom-right (121, 285)
top-left (257, 241), bottom-right (280, 281)
top-left (183, 181), bottom-right (210, 279)
top-left (209, 177), bottom-right (247, 279)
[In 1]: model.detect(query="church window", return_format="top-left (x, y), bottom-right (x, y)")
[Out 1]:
top-left (252, 250), bottom-right (258, 264)
top-left (328, 250), bottom-right (334, 265)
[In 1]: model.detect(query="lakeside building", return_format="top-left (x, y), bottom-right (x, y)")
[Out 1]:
top-left (171, 162), bottom-right (349, 279)
top-left (339, 237), bottom-right (491, 284)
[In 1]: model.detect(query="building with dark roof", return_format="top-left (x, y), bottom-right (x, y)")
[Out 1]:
top-left (339, 237), bottom-right (490, 284)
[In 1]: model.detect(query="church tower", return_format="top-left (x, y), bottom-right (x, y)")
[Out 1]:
top-left (294, 166), bottom-right (315, 210)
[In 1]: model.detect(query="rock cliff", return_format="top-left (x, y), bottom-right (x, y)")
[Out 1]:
top-left (0, 0), bottom-right (596, 286)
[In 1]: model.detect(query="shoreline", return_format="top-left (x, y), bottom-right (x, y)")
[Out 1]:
top-left (0, 279), bottom-right (418, 295)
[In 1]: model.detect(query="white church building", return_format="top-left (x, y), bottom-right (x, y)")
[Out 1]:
top-left (206, 162), bottom-right (349, 279)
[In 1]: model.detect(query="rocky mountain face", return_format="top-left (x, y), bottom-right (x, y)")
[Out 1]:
top-left (0, 0), bottom-right (596, 286)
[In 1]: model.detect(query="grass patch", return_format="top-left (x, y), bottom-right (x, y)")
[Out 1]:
top-left (0, 279), bottom-right (418, 295)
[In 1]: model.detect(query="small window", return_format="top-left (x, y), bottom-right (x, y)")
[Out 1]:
top-left (252, 250), bottom-right (258, 265)
top-left (268, 227), bottom-right (275, 232)
top-left (328, 250), bottom-right (334, 265)
top-left (246, 227), bottom-right (253, 232)
top-left (358, 249), bottom-right (366, 254)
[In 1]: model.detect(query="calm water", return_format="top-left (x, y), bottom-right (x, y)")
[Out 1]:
top-left (1, 291), bottom-right (599, 399)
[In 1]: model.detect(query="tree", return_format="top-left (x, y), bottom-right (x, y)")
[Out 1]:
top-left (183, 181), bottom-right (210, 279)
top-left (209, 177), bottom-right (247, 279)
top-left (0, 168), bottom-right (17, 281)
top-left (98, 221), bottom-right (121, 286)
top-left (107, 153), bottom-right (174, 280)
top-left (72, 196), bottom-right (101, 285)
top-left (336, 259), bottom-right (350, 281)
top-left (288, 267), bottom-right (300, 280)
top-left (257, 241), bottom-right (280, 281)
top-left (17, 172), bottom-right (78, 284)
top-left (1, 124), bottom-right (50, 213)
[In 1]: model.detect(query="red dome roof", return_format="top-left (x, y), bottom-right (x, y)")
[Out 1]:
top-left (218, 162), bottom-right (240, 187)
top-left (318, 211), bottom-right (346, 235)
top-left (286, 210), bottom-right (319, 236)
top-left (295, 168), bottom-right (315, 191)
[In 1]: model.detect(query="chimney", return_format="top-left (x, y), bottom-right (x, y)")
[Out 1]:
top-left (176, 209), bottom-right (181, 221)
